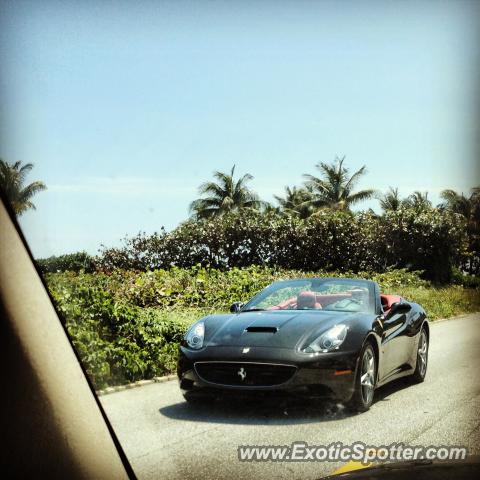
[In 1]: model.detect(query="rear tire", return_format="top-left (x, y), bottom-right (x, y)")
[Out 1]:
top-left (347, 342), bottom-right (376, 412)
top-left (410, 328), bottom-right (428, 383)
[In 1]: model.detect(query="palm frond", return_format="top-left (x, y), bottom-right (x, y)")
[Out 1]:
top-left (0, 159), bottom-right (46, 215)
top-left (198, 181), bottom-right (226, 197)
top-left (346, 189), bottom-right (376, 205)
top-left (344, 165), bottom-right (367, 193)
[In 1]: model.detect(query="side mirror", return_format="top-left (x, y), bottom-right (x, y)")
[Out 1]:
top-left (387, 301), bottom-right (412, 317)
top-left (230, 302), bottom-right (244, 313)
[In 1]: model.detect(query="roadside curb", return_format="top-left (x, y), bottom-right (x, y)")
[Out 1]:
top-left (96, 374), bottom-right (177, 396)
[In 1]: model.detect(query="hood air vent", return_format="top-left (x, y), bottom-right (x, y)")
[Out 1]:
top-left (245, 326), bottom-right (278, 333)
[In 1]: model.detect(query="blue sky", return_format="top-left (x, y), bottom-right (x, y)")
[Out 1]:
top-left (1, 0), bottom-right (479, 258)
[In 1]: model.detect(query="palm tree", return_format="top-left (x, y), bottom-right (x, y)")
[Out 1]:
top-left (274, 185), bottom-right (314, 219)
top-left (189, 165), bottom-right (264, 219)
top-left (377, 187), bottom-right (402, 212)
top-left (439, 189), bottom-right (477, 218)
top-left (302, 156), bottom-right (375, 212)
top-left (439, 187), bottom-right (480, 274)
top-left (0, 159), bottom-right (47, 215)
top-left (261, 202), bottom-right (281, 215)
top-left (404, 191), bottom-right (432, 213)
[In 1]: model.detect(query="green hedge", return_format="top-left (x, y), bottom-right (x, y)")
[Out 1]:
top-left (36, 251), bottom-right (96, 273)
top-left (97, 208), bottom-right (467, 283)
top-left (48, 273), bottom-right (189, 388)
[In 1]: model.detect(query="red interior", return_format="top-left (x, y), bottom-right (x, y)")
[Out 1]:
top-left (268, 291), bottom-right (403, 312)
top-left (268, 291), bottom-right (352, 310)
top-left (380, 294), bottom-right (401, 312)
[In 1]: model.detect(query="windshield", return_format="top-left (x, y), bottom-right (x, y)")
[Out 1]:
top-left (243, 278), bottom-right (375, 314)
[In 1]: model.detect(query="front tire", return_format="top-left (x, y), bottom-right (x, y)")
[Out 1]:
top-left (410, 328), bottom-right (428, 383)
top-left (348, 342), bottom-right (376, 412)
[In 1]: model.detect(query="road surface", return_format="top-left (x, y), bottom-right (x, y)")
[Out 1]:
top-left (100, 314), bottom-right (480, 479)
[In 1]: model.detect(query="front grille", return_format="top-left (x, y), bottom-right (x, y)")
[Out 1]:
top-left (194, 362), bottom-right (296, 387)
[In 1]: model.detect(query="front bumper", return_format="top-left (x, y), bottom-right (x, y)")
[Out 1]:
top-left (177, 345), bottom-right (360, 403)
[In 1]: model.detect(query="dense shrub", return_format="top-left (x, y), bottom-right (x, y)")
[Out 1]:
top-left (37, 251), bottom-right (96, 273)
top-left (378, 209), bottom-right (466, 283)
top-left (97, 209), bottom-right (466, 283)
top-left (47, 273), bottom-right (188, 388)
top-left (451, 268), bottom-right (480, 289)
top-left (47, 266), bottom-right (429, 313)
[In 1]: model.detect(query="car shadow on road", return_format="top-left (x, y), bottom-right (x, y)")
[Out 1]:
top-left (159, 378), bottom-right (417, 425)
top-left (159, 396), bottom-right (358, 425)
top-left (374, 376), bottom-right (416, 403)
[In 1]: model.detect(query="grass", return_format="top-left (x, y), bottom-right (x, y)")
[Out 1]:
top-left (396, 285), bottom-right (480, 320)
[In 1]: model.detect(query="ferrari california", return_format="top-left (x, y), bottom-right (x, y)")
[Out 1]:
top-left (177, 277), bottom-right (429, 411)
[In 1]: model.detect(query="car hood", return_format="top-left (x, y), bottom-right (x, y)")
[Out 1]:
top-left (202, 310), bottom-right (367, 350)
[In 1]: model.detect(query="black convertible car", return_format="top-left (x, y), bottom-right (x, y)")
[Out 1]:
top-left (177, 277), bottom-right (429, 411)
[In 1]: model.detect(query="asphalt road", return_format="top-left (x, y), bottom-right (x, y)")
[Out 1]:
top-left (100, 314), bottom-right (480, 480)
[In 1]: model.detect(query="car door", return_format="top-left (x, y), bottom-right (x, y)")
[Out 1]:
top-left (379, 308), bottom-right (411, 381)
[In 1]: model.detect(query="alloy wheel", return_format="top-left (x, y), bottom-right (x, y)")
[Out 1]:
top-left (417, 330), bottom-right (428, 377)
top-left (360, 346), bottom-right (375, 405)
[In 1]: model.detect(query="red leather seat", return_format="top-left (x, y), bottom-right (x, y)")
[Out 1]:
top-left (381, 294), bottom-right (401, 312)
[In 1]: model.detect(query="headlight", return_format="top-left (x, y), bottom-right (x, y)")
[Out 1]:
top-left (302, 324), bottom-right (348, 353)
top-left (185, 322), bottom-right (205, 350)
